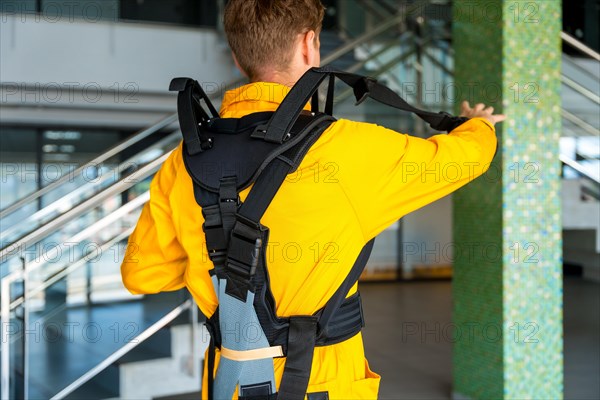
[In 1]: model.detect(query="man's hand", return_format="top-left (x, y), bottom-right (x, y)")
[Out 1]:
top-left (460, 101), bottom-right (506, 126)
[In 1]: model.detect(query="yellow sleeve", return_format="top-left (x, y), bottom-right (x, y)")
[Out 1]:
top-left (121, 147), bottom-right (187, 295)
top-left (333, 117), bottom-right (497, 240)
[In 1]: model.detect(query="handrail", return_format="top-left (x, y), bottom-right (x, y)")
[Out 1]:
top-left (0, 132), bottom-right (179, 242)
top-left (0, 153), bottom-right (169, 261)
top-left (560, 154), bottom-right (600, 185)
top-left (5, 229), bottom-right (136, 348)
top-left (561, 109), bottom-right (600, 137)
top-left (423, 48), bottom-right (453, 78)
top-left (356, 0), bottom-right (390, 22)
top-left (562, 52), bottom-right (600, 81)
top-left (332, 0), bottom-right (440, 64)
top-left (9, 196), bottom-right (146, 311)
top-left (561, 31), bottom-right (600, 61)
top-left (0, 74), bottom-right (248, 221)
top-left (51, 299), bottom-right (193, 399)
top-left (0, 114), bottom-right (177, 219)
top-left (345, 36), bottom-right (414, 74)
top-left (561, 74), bottom-right (600, 105)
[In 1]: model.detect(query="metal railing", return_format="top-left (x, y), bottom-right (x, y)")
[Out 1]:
top-left (0, 114), bottom-right (177, 220)
top-left (0, 131), bottom-right (180, 245)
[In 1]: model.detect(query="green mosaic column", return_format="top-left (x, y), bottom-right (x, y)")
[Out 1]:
top-left (452, 1), bottom-right (563, 399)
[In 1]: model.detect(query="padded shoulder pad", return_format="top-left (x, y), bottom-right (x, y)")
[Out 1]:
top-left (182, 112), bottom-right (335, 193)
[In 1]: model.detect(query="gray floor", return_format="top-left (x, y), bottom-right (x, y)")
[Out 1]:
top-left (360, 277), bottom-right (600, 400)
top-left (159, 277), bottom-right (599, 400)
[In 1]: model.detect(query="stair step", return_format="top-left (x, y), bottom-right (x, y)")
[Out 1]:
top-left (65, 366), bottom-right (120, 400)
top-left (116, 327), bottom-right (172, 364)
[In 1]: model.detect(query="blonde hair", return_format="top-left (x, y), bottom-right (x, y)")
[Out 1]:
top-left (224, 0), bottom-right (325, 80)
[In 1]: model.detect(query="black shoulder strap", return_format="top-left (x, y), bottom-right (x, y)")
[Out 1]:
top-left (252, 66), bottom-right (469, 144)
top-left (251, 69), bottom-right (330, 143)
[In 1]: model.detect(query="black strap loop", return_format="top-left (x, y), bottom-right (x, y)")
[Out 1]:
top-left (218, 175), bottom-right (239, 235)
top-left (324, 74), bottom-right (335, 116)
top-left (206, 335), bottom-right (216, 400)
top-left (278, 316), bottom-right (319, 400)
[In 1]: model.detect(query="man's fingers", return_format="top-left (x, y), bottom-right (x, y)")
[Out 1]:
top-left (459, 101), bottom-right (507, 126)
top-left (461, 101), bottom-right (471, 114)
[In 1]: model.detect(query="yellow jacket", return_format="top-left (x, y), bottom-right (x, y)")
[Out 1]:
top-left (121, 82), bottom-right (497, 399)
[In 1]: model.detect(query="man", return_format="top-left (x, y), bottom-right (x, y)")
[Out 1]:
top-left (121, 0), bottom-right (505, 398)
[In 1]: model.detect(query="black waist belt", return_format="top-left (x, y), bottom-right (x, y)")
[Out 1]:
top-left (205, 291), bottom-right (364, 355)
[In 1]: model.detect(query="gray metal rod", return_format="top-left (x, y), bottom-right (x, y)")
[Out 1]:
top-left (560, 154), bottom-right (600, 185)
top-left (561, 109), bottom-right (600, 137)
top-left (561, 74), bottom-right (600, 104)
top-left (1, 270), bottom-right (23, 400)
top-left (10, 213), bottom-right (141, 311)
top-left (561, 31), bottom-right (600, 61)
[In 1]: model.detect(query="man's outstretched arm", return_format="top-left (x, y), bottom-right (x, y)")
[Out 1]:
top-left (332, 101), bottom-right (504, 241)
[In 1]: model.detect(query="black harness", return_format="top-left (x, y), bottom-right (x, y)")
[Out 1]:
top-left (169, 66), bottom-right (468, 400)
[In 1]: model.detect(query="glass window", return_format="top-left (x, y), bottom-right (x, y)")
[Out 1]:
top-left (40, 0), bottom-right (119, 22)
top-left (0, 127), bottom-right (124, 211)
top-left (0, 0), bottom-right (37, 14)
top-left (1, 0), bottom-right (220, 27)
top-left (120, 0), bottom-right (219, 27)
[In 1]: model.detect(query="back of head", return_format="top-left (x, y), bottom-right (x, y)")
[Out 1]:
top-left (224, 0), bottom-right (325, 81)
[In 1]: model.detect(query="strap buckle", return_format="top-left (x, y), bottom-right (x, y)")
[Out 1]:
top-left (224, 214), bottom-right (265, 301)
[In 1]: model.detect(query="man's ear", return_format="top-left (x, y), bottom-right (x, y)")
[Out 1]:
top-left (302, 30), bottom-right (320, 68)
top-left (231, 52), bottom-right (248, 78)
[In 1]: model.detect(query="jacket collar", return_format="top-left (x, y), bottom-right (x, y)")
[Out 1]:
top-left (220, 82), bottom-right (310, 118)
